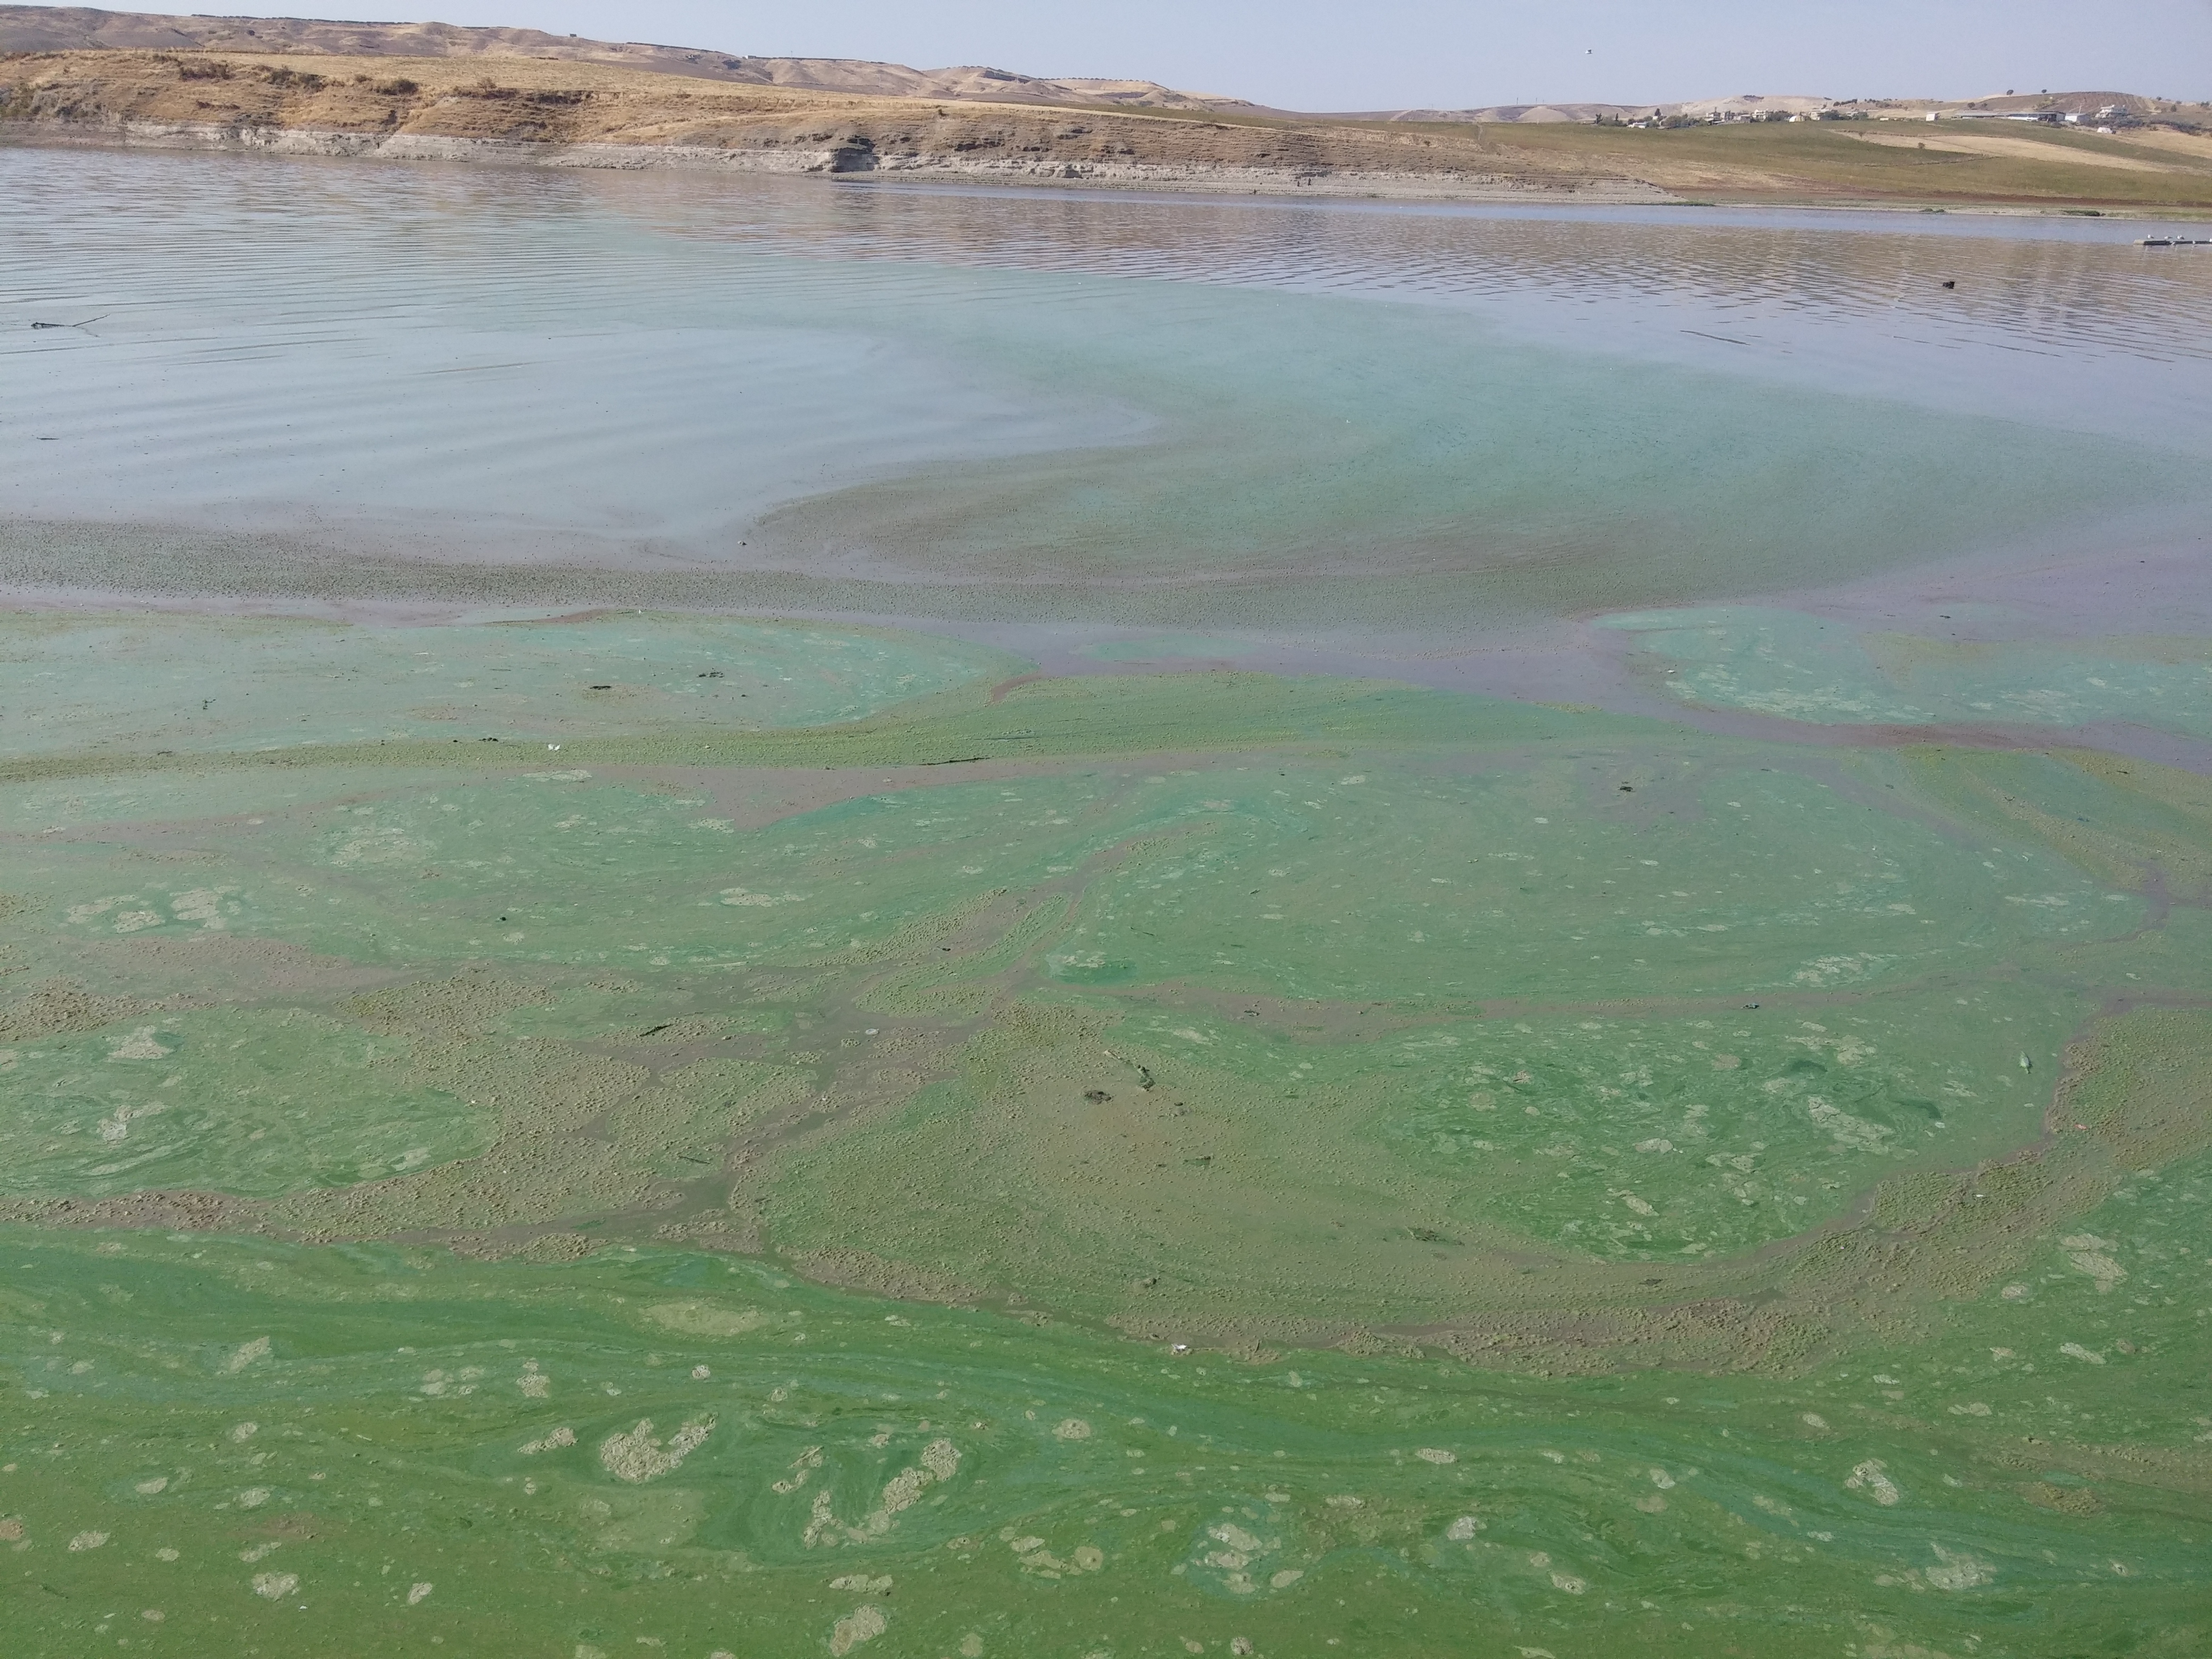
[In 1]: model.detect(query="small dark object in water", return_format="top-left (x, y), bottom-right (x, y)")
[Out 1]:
top-left (640, 1023), bottom-right (672, 1036)
top-left (1084, 1089), bottom-right (1111, 1103)
top-left (588, 683), bottom-right (612, 690)
top-left (1745, 1002), bottom-right (1759, 1009)
top-left (1941, 279), bottom-right (1956, 289)
top-left (699, 670), bottom-right (723, 678)
top-left (1136, 1066), bottom-right (1155, 1090)
top-left (480, 735), bottom-right (499, 740)
top-left (1619, 784), bottom-right (1633, 791)
top-left (1410, 1226), bottom-right (1457, 1244)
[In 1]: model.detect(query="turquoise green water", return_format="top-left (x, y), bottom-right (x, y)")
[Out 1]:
top-left (0, 1007), bottom-right (487, 1199)
top-left (753, 288), bottom-right (2203, 624)
top-left (0, 614), bottom-right (1020, 755)
top-left (14, 745), bottom-right (2131, 986)
top-left (1606, 608), bottom-right (2212, 738)
top-left (12, 152), bottom-right (2212, 637)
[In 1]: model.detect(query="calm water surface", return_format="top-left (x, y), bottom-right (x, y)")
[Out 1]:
top-left (4, 145), bottom-right (2209, 651)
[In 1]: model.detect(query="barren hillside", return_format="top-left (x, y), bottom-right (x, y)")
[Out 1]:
top-left (3, 44), bottom-right (2208, 210)
top-left (0, 4), bottom-right (1262, 111)
top-left (0, 48), bottom-right (1671, 199)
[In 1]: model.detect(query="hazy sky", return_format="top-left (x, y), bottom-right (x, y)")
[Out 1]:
top-left (31, 1), bottom-right (2212, 108)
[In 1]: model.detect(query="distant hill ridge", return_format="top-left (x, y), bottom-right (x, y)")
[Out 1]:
top-left (0, 4), bottom-right (1264, 111)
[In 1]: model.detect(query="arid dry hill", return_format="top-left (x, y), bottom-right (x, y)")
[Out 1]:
top-left (0, 47), bottom-right (1677, 199)
top-left (4, 39), bottom-right (2210, 209)
top-left (0, 4), bottom-right (1264, 110)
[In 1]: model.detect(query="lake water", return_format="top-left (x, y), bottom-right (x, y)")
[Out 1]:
top-left (5, 141), bottom-right (2211, 1656)
top-left (7, 148), bottom-right (2211, 638)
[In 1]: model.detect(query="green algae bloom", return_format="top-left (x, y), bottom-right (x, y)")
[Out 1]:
top-left (9, 150), bottom-right (2212, 1657)
top-left (4, 613), bottom-right (2211, 1656)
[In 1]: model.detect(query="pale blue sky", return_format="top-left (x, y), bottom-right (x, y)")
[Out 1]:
top-left (33, 0), bottom-right (2212, 108)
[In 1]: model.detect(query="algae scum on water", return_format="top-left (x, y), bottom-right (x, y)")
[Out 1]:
top-left (3, 610), bottom-right (2210, 1659)
top-left (7, 150), bottom-right (2212, 1656)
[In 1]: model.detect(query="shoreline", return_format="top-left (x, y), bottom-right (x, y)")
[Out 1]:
top-left (8, 119), bottom-right (2210, 219)
top-left (0, 116), bottom-right (1677, 203)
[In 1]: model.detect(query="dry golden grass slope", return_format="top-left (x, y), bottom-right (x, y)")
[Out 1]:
top-left (0, 3), bottom-right (1264, 111)
top-left (3, 47), bottom-right (2210, 211)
